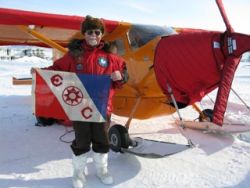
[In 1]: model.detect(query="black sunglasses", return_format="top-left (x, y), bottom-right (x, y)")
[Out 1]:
top-left (86, 30), bottom-right (101, 36)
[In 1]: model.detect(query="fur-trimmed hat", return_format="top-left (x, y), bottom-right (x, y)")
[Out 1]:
top-left (81, 15), bottom-right (105, 34)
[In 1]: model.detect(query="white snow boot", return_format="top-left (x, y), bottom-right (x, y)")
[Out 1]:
top-left (93, 153), bottom-right (113, 185)
top-left (72, 153), bottom-right (88, 188)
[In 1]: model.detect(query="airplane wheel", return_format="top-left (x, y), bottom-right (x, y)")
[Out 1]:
top-left (199, 109), bottom-right (213, 122)
top-left (36, 116), bottom-right (56, 126)
top-left (108, 124), bottom-right (130, 152)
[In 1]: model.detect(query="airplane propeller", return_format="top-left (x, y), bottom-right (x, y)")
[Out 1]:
top-left (212, 0), bottom-right (250, 125)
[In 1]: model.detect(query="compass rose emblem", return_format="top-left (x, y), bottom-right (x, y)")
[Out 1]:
top-left (98, 57), bottom-right (108, 67)
top-left (62, 86), bottom-right (83, 106)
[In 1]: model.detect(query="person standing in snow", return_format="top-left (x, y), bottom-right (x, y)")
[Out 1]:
top-left (32, 15), bottom-right (128, 188)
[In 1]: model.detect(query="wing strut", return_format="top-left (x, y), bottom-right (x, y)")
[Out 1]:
top-left (12, 26), bottom-right (68, 85)
top-left (19, 25), bottom-right (67, 53)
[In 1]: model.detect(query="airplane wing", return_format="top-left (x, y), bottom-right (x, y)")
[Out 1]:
top-left (0, 8), bottom-right (119, 47)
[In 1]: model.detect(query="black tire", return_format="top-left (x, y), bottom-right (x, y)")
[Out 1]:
top-left (199, 109), bottom-right (213, 122)
top-left (108, 124), bottom-right (130, 152)
top-left (36, 116), bottom-right (56, 126)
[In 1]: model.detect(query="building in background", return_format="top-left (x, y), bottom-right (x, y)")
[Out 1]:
top-left (0, 46), bottom-right (52, 60)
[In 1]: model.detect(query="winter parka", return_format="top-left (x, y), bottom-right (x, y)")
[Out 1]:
top-left (46, 39), bottom-right (128, 115)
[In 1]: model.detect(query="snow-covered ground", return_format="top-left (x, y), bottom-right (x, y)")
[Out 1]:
top-left (0, 56), bottom-right (250, 188)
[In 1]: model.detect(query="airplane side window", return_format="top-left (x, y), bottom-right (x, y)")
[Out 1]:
top-left (128, 24), bottom-right (169, 50)
top-left (128, 29), bottom-right (143, 50)
top-left (111, 39), bottom-right (125, 56)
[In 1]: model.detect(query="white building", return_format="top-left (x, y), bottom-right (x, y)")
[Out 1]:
top-left (0, 46), bottom-right (52, 60)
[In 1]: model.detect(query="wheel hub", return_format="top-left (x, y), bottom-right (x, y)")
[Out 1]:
top-left (110, 134), bottom-right (118, 146)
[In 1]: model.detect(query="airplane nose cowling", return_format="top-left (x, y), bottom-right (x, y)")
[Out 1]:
top-left (154, 30), bottom-right (223, 106)
top-left (154, 30), bottom-right (250, 126)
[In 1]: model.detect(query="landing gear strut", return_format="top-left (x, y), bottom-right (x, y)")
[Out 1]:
top-left (108, 97), bottom-right (141, 152)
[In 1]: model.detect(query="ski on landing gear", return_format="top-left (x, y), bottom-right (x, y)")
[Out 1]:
top-left (108, 124), bottom-right (190, 158)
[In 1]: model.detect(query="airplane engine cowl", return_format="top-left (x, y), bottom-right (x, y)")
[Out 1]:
top-left (154, 30), bottom-right (224, 105)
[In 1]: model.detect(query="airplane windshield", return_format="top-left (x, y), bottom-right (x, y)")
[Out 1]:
top-left (127, 24), bottom-right (176, 50)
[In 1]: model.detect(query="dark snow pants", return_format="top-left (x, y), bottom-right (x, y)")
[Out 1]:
top-left (71, 120), bottom-right (110, 156)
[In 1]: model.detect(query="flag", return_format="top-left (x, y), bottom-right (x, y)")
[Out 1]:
top-left (32, 69), bottom-right (111, 122)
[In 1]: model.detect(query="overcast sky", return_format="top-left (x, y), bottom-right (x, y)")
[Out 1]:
top-left (1, 0), bottom-right (250, 34)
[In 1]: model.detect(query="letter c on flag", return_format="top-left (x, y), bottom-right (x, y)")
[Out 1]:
top-left (81, 107), bottom-right (93, 119)
top-left (51, 74), bottom-right (63, 87)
